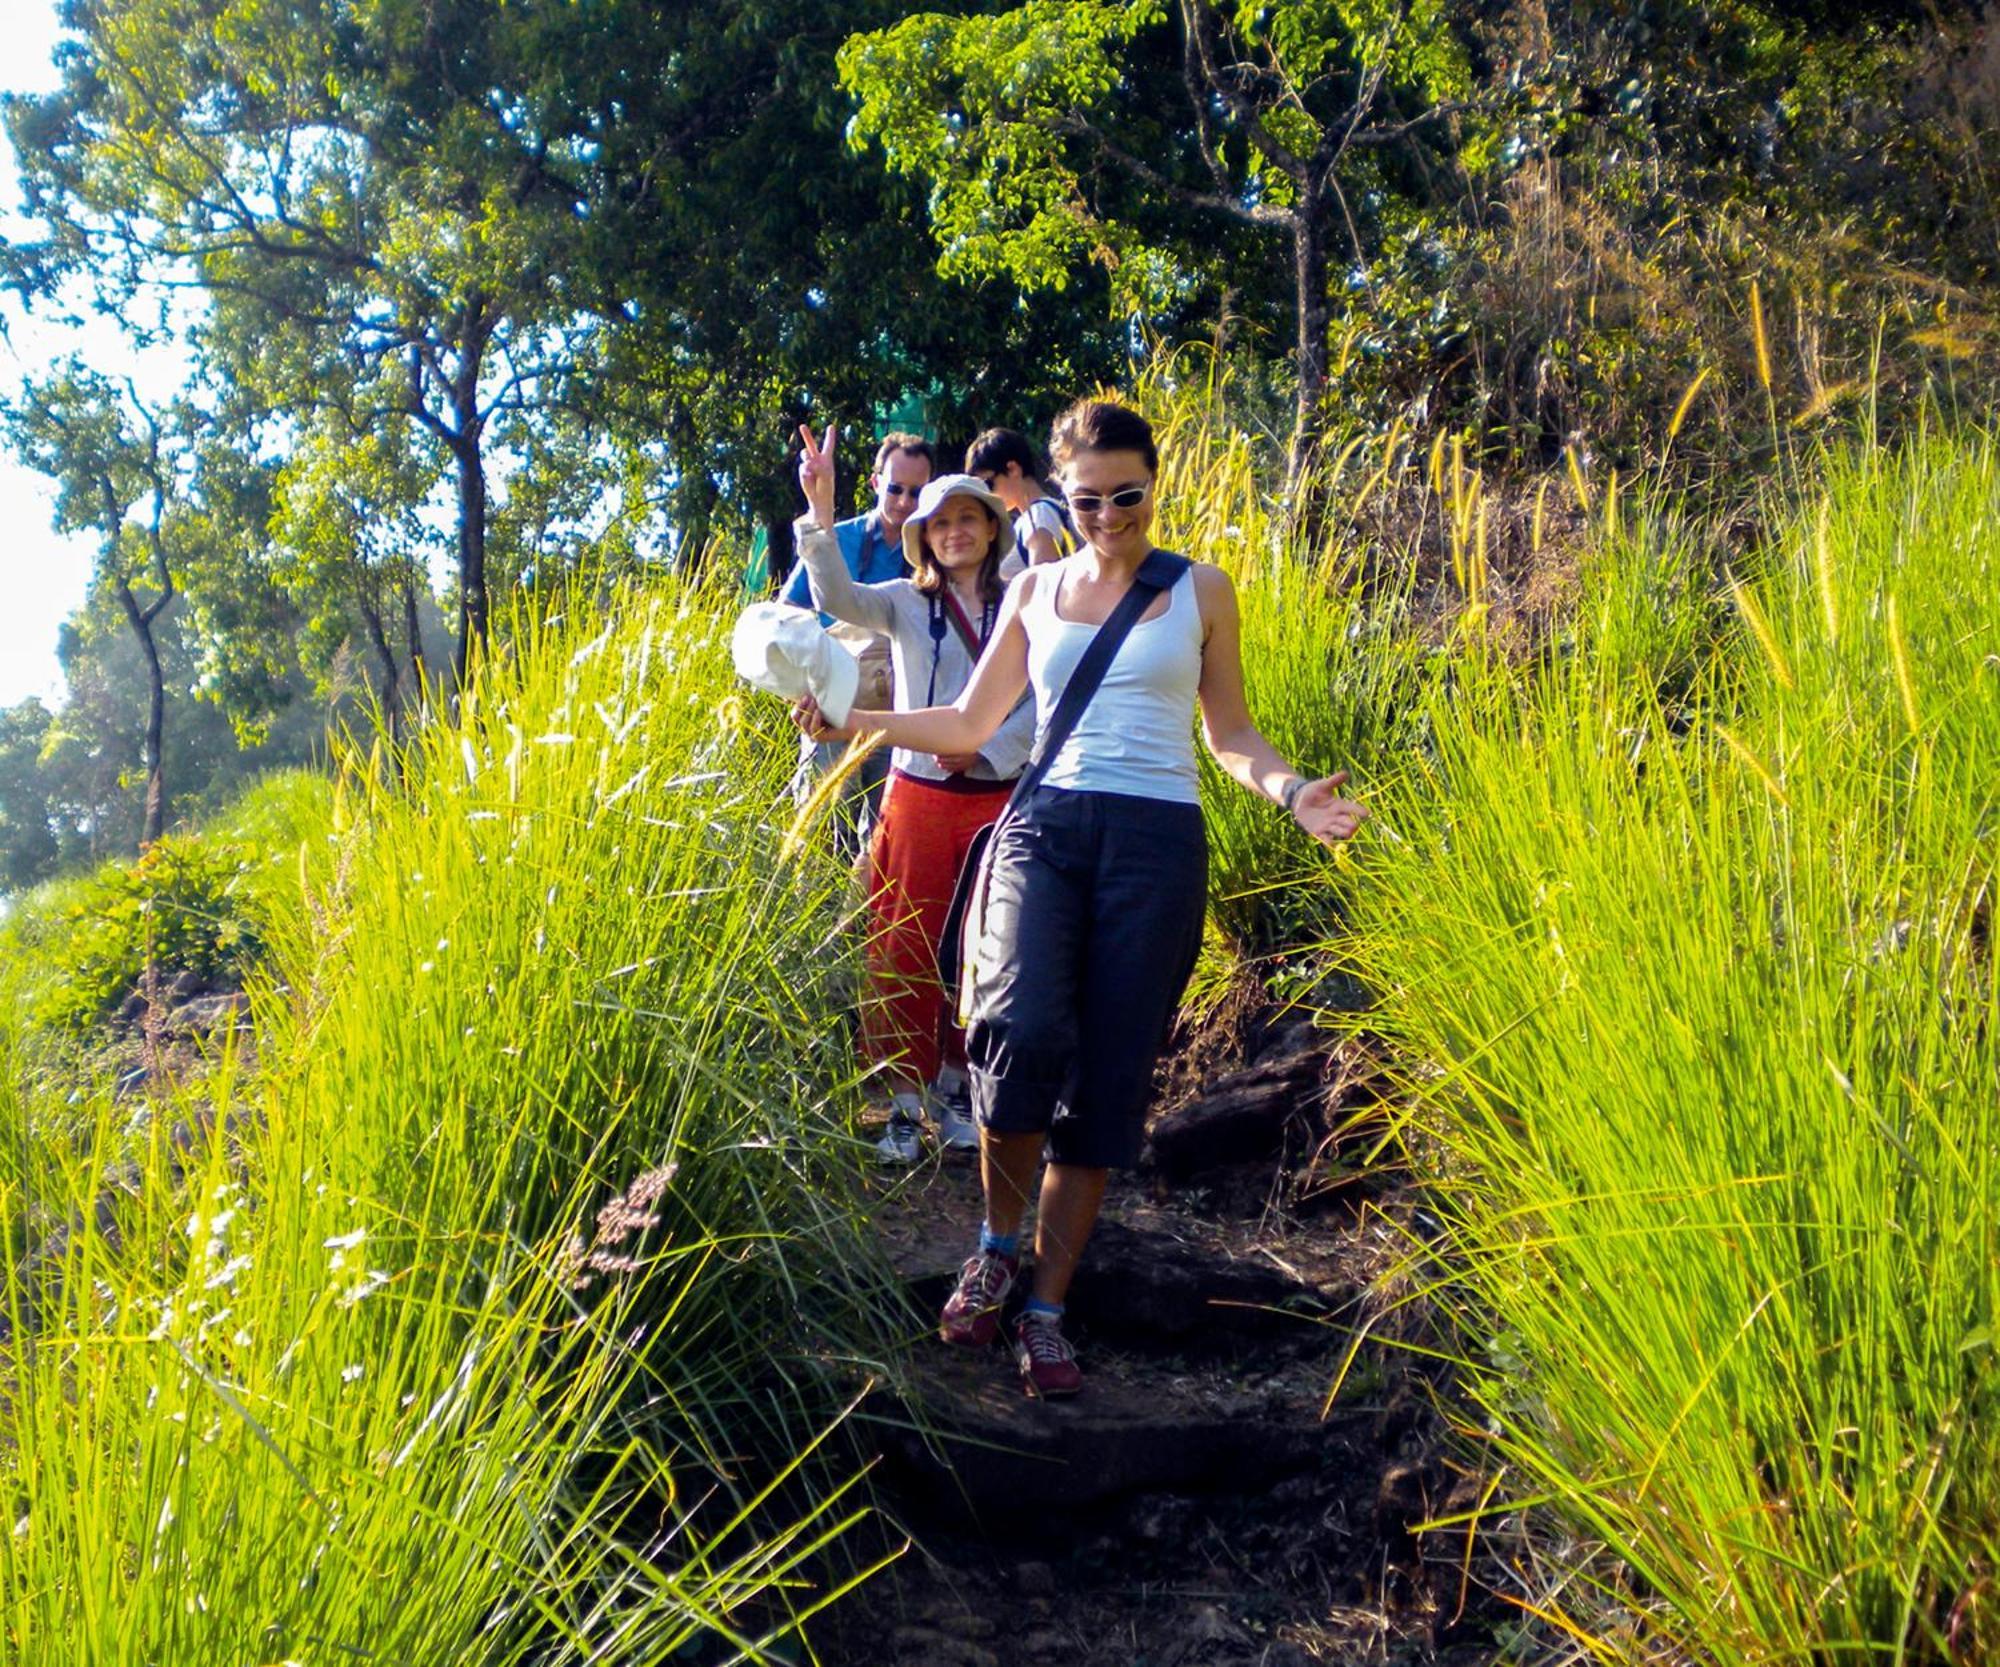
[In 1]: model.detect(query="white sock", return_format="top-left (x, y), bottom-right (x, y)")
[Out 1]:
top-left (890, 1090), bottom-right (925, 1125)
top-left (931, 1065), bottom-right (967, 1098)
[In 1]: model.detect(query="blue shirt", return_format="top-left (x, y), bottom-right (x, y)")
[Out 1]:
top-left (779, 512), bottom-right (907, 618)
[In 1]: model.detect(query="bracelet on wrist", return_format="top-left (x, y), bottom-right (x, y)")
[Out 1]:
top-left (1280, 775), bottom-right (1309, 815)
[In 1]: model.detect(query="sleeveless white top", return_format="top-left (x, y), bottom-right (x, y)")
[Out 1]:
top-left (1024, 559), bottom-right (1203, 804)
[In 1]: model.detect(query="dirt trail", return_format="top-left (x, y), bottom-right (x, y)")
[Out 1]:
top-left (810, 1017), bottom-right (1499, 1667)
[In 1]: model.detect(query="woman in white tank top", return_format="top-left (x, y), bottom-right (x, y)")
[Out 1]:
top-left (794, 400), bottom-right (1366, 1400)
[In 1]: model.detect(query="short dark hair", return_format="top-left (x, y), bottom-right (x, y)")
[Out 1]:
top-left (963, 427), bottom-right (1045, 483)
top-left (909, 499), bottom-right (1008, 606)
top-left (873, 432), bottom-right (935, 473)
top-left (1049, 400), bottom-right (1158, 476)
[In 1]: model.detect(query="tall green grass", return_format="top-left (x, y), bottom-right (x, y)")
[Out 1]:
top-left (0, 583), bottom-right (902, 1663)
top-left (1139, 347), bottom-right (1436, 961)
top-left (1346, 432), bottom-right (1999, 1664)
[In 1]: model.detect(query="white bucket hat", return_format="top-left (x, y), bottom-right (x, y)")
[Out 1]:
top-left (900, 473), bottom-right (1016, 570)
top-left (730, 601), bottom-right (861, 726)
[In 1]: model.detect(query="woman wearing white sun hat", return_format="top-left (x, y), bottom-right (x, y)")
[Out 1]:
top-left (792, 422), bottom-right (1033, 1163)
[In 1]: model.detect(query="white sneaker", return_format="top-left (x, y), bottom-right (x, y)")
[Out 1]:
top-left (874, 1116), bottom-right (923, 1165)
top-left (933, 1101), bottom-right (981, 1152)
top-left (929, 1080), bottom-right (981, 1151)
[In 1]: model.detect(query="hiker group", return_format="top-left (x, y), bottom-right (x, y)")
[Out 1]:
top-left (748, 399), bottom-right (1367, 1401)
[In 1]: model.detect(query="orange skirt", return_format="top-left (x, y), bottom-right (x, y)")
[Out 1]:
top-left (861, 769), bottom-right (1012, 1084)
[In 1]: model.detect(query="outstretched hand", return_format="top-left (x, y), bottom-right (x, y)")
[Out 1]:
top-left (796, 421), bottom-right (839, 526)
top-left (1289, 770), bottom-right (1368, 847)
top-left (790, 692), bottom-right (854, 744)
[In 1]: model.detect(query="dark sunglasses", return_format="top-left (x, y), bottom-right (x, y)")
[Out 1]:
top-left (879, 481), bottom-right (924, 499)
top-left (1067, 484), bottom-right (1150, 514)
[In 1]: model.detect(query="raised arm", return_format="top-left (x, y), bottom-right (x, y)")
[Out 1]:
top-left (1193, 564), bottom-right (1367, 846)
top-left (797, 569), bottom-right (1037, 755)
top-left (795, 517), bottom-right (897, 633)
top-left (788, 418), bottom-right (896, 630)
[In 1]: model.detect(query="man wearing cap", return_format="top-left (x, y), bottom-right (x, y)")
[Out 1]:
top-left (780, 431), bottom-right (935, 850)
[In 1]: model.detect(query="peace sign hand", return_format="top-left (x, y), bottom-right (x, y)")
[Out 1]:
top-left (796, 421), bottom-right (839, 527)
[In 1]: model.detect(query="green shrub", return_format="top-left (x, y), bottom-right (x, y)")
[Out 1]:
top-left (30, 833), bottom-right (267, 1032)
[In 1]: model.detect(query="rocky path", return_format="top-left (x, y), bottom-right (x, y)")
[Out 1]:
top-left (809, 1018), bottom-right (1498, 1667)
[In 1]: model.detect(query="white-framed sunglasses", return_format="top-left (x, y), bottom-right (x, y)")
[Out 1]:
top-left (1067, 484), bottom-right (1151, 514)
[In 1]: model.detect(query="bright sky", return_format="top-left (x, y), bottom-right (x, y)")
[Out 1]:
top-left (0, 0), bottom-right (190, 710)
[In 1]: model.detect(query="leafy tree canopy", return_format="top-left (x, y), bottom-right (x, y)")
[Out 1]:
top-left (840, 0), bottom-right (1472, 460)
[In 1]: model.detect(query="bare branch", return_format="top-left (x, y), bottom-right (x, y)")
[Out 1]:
top-left (1182, 18), bottom-right (1237, 196)
top-left (406, 347), bottom-right (457, 445)
top-left (1341, 101), bottom-right (1465, 149)
top-left (1179, 0), bottom-right (1304, 178)
top-left (1057, 115), bottom-right (1293, 231)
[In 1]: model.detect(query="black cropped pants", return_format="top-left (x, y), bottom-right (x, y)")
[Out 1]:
top-left (966, 785), bottom-right (1207, 1168)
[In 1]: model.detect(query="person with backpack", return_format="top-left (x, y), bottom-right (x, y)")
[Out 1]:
top-left (793, 422), bottom-right (1034, 1163)
top-left (793, 399), bottom-right (1367, 1397)
top-left (964, 428), bottom-right (1076, 565)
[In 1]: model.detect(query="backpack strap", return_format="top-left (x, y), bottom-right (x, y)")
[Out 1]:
top-left (1024, 495), bottom-right (1078, 559)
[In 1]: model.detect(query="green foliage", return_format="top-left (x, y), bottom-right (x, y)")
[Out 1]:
top-left (840, 3), bottom-right (1164, 304)
top-left (0, 591), bottom-right (369, 893)
top-left (1342, 429), bottom-right (2000, 1663)
top-left (0, 579), bottom-right (898, 1663)
top-left (0, 700), bottom-right (68, 892)
top-left (1324, 3), bottom-right (2000, 474)
top-left (269, 415), bottom-right (440, 699)
top-left (840, 0), bottom-right (1475, 453)
top-left (5, 0), bottom-right (1131, 688)
top-left (21, 835), bottom-right (266, 1034)
top-left (841, 0), bottom-right (1469, 307)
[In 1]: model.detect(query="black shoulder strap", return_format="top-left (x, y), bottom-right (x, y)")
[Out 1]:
top-left (1007, 547), bottom-right (1190, 811)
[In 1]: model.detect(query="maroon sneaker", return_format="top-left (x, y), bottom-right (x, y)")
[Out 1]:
top-left (1013, 1310), bottom-right (1084, 1400)
top-left (938, 1250), bottom-right (1018, 1347)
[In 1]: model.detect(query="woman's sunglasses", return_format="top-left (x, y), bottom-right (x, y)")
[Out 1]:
top-left (1067, 484), bottom-right (1151, 514)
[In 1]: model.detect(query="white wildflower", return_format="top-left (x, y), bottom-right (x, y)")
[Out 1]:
top-left (338, 1271), bottom-right (392, 1310)
top-left (203, 1255), bottom-right (251, 1291)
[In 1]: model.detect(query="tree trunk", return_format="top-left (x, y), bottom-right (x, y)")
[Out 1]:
top-left (681, 470), bottom-right (721, 570)
top-left (1289, 201), bottom-right (1332, 483)
top-left (403, 574), bottom-right (427, 719)
top-left (764, 511), bottom-right (797, 595)
top-left (359, 598), bottom-right (401, 742)
top-left (117, 580), bottom-right (168, 849)
top-left (450, 438), bottom-right (487, 686)
top-left (448, 306), bottom-right (492, 687)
